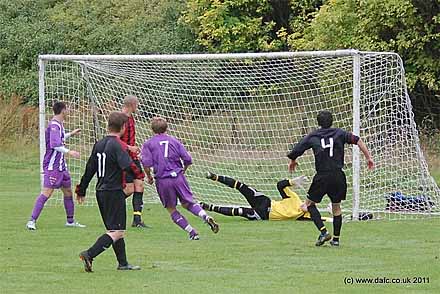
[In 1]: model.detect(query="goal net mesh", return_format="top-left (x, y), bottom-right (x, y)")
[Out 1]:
top-left (40, 51), bottom-right (440, 220)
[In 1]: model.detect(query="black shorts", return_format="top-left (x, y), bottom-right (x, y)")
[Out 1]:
top-left (96, 190), bottom-right (126, 230)
top-left (237, 183), bottom-right (271, 220)
top-left (125, 159), bottom-right (143, 183)
top-left (253, 196), bottom-right (271, 220)
top-left (307, 170), bottom-right (347, 203)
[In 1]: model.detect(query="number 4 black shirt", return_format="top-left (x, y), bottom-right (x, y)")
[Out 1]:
top-left (287, 128), bottom-right (359, 173)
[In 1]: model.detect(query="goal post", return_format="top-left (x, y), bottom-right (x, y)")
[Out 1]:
top-left (38, 58), bottom-right (46, 188)
top-left (352, 53), bottom-right (361, 221)
top-left (38, 50), bottom-right (440, 220)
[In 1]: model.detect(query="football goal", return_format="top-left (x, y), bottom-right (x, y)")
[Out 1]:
top-left (38, 50), bottom-right (440, 220)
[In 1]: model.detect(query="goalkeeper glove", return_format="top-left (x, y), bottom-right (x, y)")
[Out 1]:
top-left (290, 175), bottom-right (308, 189)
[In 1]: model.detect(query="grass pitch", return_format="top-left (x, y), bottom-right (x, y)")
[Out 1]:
top-left (0, 147), bottom-right (439, 294)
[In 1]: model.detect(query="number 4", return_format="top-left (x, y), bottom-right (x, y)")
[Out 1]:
top-left (321, 138), bottom-right (334, 157)
top-left (160, 140), bottom-right (169, 158)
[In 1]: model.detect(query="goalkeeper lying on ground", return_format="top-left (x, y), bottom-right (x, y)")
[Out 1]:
top-left (202, 172), bottom-right (331, 222)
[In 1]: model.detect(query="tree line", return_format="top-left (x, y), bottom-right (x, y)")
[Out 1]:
top-left (0, 0), bottom-right (438, 128)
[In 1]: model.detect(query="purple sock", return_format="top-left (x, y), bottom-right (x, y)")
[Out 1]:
top-left (63, 196), bottom-right (75, 223)
top-left (170, 210), bottom-right (197, 236)
top-left (31, 194), bottom-right (49, 221)
top-left (186, 203), bottom-right (208, 221)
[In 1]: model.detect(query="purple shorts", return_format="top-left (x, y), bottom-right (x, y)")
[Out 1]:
top-left (155, 174), bottom-right (195, 208)
top-left (43, 169), bottom-right (72, 189)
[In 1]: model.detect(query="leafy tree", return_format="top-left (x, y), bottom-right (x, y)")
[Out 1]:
top-left (182, 0), bottom-right (288, 52)
top-left (289, 0), bottom-right (440, 127)
top-left (0, 0), bottom-right (199, 103)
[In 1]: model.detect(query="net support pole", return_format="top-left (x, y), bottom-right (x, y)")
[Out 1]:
top-left (81, 64), bottom-right (102, 141)
top-left (38, 58), bottom-right (46, 188)
top-left (352, 53), bottom-right (361, 221)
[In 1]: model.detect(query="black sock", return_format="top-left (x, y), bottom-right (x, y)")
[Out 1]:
top-left (200, 202), bottom-right (212, 211)
top-left (132, 192), bottom-right (143, 222)
top-left (87, 234), bottom-right (113, 259)
top-left (308, 204), bottom-right (327, 234)
top-left (212, 206), bottom-right (256, 220)
top-left (112, 238), bottom-right (128, 266)
top-left (217, 176), bottom-right (242, 190)
top-left (213, 206), bottom-right (234, 216)
top-left (333, 214), bottom-right (342, 240)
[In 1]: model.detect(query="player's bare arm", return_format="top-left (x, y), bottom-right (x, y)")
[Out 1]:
top-left (68, 150), bottom-right (80, 158)
top-left (144, 167), bottom-right (154, 185)
top-left (52, 145), bottom-right (80, 158)
top-left (357, 138), bottom-right (374, 170)
top-left (75, 144), bottom-right (98, 199)
top-left (288, 159), bottom-right (298, 172)
top-left (287, 135), bottom-right (310, 173)
top-left (65, 128), bottom-right (81, 138)
top-left (127, 145), bottom-right (140, 154)
top-left (182, 163), bottom-right (191, 174)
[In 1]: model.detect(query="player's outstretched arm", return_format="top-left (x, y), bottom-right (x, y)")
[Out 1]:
top-left (53, 146), bottom-right (80, 159)
top-left (183, 163), bottom-right (192, 174)
top-left (140, 142), bottom-right (153, 184)
top-left (127, 145), bottom-right (140, 154)
top-left (178, 140), bottom-right (192, 174)
top-left (67, 150), bottom-right (80, 158)
top-left (288, 159), bottom-right (298, 172)
top-left (65, 128), bottom-right (81, 139)
top-left (357, 138), bottom-right (374, 170)
top-left (277, 179), bottom-right (291, 199)
top-left (276, 176), bottom-right (307, 199)
top-left (287, 136), bottom-right (311, 172)
top-left (75, 145), bottom-right (98, 200)
top-left (144, 167), bottom-right (154, 185)
top-left (50, 124), bottom-right (80, 158)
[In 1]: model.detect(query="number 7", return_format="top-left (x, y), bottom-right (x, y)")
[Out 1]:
top-left (160, 140), bottom-right (169, 158)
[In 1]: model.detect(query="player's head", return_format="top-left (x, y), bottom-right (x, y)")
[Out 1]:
top-left (151, 117), bottom-right (168, 134)
top-left (108, 111), bottom-right (129, 135)
top-left (53, 101), bottom-right (68, 117)
top-left (123, 95), bottom-right (139, 113)
top-left (317, 110), bottom-right (333, 128)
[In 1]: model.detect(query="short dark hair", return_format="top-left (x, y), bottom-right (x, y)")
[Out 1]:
top-left (317, 110), bottom-right (333, 128)
top-left (53, 101), bottom-right (66, 115)
top-left (151, 117), bottom-right (168, 134)
top-left (108, 111), bottom-right (128, 132)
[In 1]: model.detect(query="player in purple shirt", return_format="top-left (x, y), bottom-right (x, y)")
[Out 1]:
top-left (26, 102), bottom-right (85, 230)
top-left (141, 117), bottom-right (219, 240)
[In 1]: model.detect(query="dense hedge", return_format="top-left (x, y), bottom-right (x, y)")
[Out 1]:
top-left (1, 0), bottom-right (438, 128)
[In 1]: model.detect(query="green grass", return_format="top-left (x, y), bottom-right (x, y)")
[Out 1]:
top-left (1, 147), bottom-right (439, 294)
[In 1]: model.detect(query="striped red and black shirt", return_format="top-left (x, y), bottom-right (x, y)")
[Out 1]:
top-left (76, 135), bottom-right (144, 195)
top-left (121, 115), bottom-right (137, 159)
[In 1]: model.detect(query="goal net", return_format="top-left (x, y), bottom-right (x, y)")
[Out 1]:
top-left (39, 50), bottom-right (440, 220)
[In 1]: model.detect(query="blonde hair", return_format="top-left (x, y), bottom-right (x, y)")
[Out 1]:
top-left (123, 95), bottom-right (138, 107)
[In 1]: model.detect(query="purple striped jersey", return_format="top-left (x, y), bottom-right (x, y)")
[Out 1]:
top-left (43, 119), bottom-right (67, 171)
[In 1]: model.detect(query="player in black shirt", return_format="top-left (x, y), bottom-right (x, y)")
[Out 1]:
top-left (287, 110), bottom-right (374, 246)
top-left (75, 112), bottom-right (144, 272)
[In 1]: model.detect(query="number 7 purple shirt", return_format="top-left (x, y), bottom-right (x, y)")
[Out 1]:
top-left (141, 133), bottom-right (192, 179)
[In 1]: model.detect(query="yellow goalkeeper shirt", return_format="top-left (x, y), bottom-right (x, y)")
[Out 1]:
top-left (269, 186), bottom-right (311, 221)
